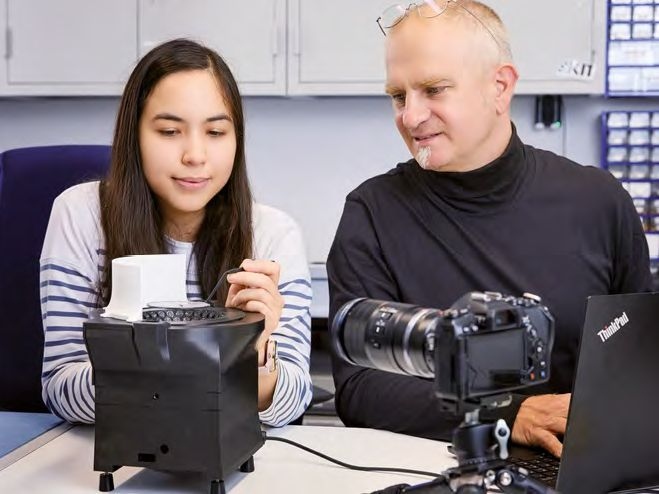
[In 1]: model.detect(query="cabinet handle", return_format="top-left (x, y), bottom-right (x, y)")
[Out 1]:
top-left (271, 0), bottom-right (280, 56)
top-left (292, 0), bottom-right (301, 56)
top-left (5, 27), bottom-right (12, 60)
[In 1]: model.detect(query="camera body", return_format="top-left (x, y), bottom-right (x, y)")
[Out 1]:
top-left (331, 291), bottom-right (554, 413)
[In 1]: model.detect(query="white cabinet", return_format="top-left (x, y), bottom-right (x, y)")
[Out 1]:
top-left (138, 0), bottom-right (286, 95)
top-left (288, 0), bottom-right (607, 95)
top-left (489, 0), bottom-right (606, 95)
top-left (0, 0), bottom-right (285, 96)
top-left (287, 0), bottom-right (392, 95)
top-left (0, 0), bottom-right (607, 97)
top-left (0, 0), bottom-right (136, 96)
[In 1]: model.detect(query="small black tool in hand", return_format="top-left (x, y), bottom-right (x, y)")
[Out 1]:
top-left (205, 267), bottom-right (245, 305)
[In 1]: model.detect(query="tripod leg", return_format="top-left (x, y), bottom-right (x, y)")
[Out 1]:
top-left (496, 466), bottom-right (557, 494)
top-left (370, 476), bottom-right (459, 493)
top-left (99, 472), bottom-right (115, 492)
top-left (239, 455), bottom-right (255, 472)
top-left (209, 479), bottom-right (226, 494)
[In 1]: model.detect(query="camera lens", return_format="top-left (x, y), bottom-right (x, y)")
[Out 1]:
top-left (331, 293), bottom-right (555, 410)
top-left (331, 298), bottom-right (440, 378)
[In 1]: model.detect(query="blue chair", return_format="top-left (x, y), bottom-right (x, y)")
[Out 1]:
top-left (0, 145), bottom-right (111, 412)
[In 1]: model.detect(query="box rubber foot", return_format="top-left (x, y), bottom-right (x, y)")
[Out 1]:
top-left (239, 455), bottom-right (254, 473)
top-left (99, 472), bottom-right (114, 492)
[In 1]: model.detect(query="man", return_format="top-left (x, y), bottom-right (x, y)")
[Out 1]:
top-left (327, 0), bottom-right (651, 458)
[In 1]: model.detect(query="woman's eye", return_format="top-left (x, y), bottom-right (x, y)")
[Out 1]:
top-left (208, 129), bottom-right (226, 137)
top-left (158, 128), bottom-right (179, 137)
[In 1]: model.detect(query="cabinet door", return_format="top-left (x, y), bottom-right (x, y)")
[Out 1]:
top-left (288, 0), bottom-right (393, 95)
top-left (138, 0), bottom-right (286, 96)
top-left (289, 0), bottom-right (606, 96)
top-left (0, 0), bottom-right (137, 96)
top-left (488, 0), bottom-right (605, 94)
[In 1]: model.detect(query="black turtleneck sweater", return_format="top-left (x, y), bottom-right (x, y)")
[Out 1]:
top-left (327, 128), bottom-right (652, 441)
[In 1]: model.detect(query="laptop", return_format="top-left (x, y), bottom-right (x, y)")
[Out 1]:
top-left (508, 292), bottom-right (659, 494)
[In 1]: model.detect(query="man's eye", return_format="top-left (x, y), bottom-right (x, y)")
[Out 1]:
top-left (391, 93), bottom-right (406, 105)
top-left (426, 86), bottom-right (447, 96)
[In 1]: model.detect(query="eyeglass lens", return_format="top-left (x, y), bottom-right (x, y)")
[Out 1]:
top-left (380, 0), bottom-right (450, 29)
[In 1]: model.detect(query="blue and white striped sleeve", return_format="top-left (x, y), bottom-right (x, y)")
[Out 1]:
top-left (40, 261), bottom-right (98, 423)
top-left (256, 209), bottom-right (313, 426)
top-left (39, 185), bottom-right (101, 424)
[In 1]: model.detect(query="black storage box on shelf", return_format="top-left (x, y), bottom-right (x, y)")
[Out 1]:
top-left (83, 309), bottom-right (265, 494)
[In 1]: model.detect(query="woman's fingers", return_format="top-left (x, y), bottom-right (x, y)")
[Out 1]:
top-left (224, 282), bottom-right (243, 307)
top-left (224, 260), bottom-right (285, 335)
top-left (232, 298), bottom-right (280, 338)
top-left (230, 287), bottom-right (280, 310)
top-left (237, 259), bottom-right (281, 286)
top-left (228, 270), bottom-right (277, 294)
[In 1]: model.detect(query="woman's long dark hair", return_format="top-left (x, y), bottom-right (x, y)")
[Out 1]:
top-left (99, 38), bottom-right (252, 304)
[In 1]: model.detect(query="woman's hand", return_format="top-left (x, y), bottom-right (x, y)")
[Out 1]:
top-left (225, 259), bottom-right (284, 358)
top-left (225, 259), bottom-right (284, 411)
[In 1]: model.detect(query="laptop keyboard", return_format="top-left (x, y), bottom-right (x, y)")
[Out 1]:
top-left (508, 451), bottom-right (560, 487)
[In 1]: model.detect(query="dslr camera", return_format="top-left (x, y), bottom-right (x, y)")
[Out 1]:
top-left (331, 291), bottom-right (554, 413)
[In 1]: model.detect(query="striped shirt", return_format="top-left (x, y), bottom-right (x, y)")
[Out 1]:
top-left (40, 181), bottom-right (312, 427)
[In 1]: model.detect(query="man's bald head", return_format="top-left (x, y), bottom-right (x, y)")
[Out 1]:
top-left (387, 0), bottom-right (513, 68)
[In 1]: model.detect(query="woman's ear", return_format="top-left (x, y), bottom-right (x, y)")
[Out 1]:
top-left (494, 63), bottom-right (519, 115)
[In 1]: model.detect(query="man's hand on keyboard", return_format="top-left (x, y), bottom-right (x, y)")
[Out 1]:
top-left (511, 393), bottom-right (571, 458)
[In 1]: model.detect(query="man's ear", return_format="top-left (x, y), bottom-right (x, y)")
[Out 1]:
top-left (493, 63), bottom-right (518, 115)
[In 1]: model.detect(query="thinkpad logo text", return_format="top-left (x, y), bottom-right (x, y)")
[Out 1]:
top-left (597, 312), bottom-right (629, 342)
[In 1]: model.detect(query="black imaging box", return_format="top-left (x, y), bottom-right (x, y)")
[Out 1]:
top-left (83, 309), bottom-right (265, 494)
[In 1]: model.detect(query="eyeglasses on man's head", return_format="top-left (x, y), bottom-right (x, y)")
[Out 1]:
top-left (376, 0), bottom-right (501, 53)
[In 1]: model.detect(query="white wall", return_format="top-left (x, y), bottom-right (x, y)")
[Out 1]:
top-left (1, 95), bottom-right (656, 261)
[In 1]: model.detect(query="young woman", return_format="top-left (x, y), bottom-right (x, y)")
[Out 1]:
top-left (40, 39), bottom-right (312, 426)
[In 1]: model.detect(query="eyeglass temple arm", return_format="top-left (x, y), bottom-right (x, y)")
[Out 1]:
top-left (376, 16), bottom-right (386, 36)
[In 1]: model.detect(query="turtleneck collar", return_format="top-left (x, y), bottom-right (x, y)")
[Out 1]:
top-left (405, 124), bottom-right (529, 214)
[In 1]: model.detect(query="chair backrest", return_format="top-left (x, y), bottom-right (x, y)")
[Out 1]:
top-left (0, 145), bottom-right (111, 411)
